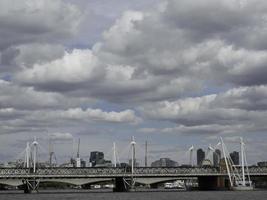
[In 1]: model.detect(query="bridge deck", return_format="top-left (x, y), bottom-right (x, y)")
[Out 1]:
top-left (0, 167), bottom-right (267, 179)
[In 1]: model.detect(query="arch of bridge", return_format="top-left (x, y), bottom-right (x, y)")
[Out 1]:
top-left (0, 179), bottom-right (23, 187)
top-left (38, 178), bottom-right (113, 186)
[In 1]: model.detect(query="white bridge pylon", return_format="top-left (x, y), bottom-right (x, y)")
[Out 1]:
top-left (23, 137), bottom-right (39, 172)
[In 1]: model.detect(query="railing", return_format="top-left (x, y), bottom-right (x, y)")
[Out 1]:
top-left (0, 167), bottom-right (267, 178)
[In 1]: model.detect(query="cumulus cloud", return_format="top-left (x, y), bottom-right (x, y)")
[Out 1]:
top-left (2, 0), bottom-right (267, 163)
top-left (0, 107), bottom-right (140, 135)
top-left (14, 43), bottom-right (65, 68)
top-left (0, 0), bottom-right (82, 74)
top-left (49, 132), bottom-right (73, 140)
top-left (54, 107), bottom-right (141, 123)
top-left (16, 49), bottom-right (102, 91)
top-left (140, 85), bottom-right (267, 134)
top-left (0, 80), bottom-right (95, 110)
top-left (0, 0), bottom-right (82, 50)
top-left (13, 0), bottom-right (267, 104)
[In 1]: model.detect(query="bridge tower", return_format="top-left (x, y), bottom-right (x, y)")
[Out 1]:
top-left (188, 145), bottom-right (194, 166)
top-left (32, 137), bottom-right (38, 173)
top-left (22, 137), bottom-right (40, 193)
top-left (24, 142), bottom-right (30, 168)
top-left (130, 136), bottom-right (136, 189)
top-left (113, 142), bottom-right (117, 167)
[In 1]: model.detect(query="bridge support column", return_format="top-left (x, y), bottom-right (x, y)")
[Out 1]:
top-left (113, 177), bottom-right (129, 192)
top-left (22, 179), bottom-right (40, 193)
top-left (198, 176), bottom-right (228, 190)
top-left (150, 183), bottom-right (158, 189)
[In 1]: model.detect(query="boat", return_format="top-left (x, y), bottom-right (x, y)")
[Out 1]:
top-left (232, 180), bottom-right (253, 191)
top-left (164, 180), bottom-right (186, 190)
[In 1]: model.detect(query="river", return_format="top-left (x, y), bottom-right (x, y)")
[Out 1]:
top-left (0, 190), bottom-right (267, 200)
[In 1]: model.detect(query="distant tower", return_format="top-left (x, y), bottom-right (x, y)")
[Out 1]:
top-left (48, 137), bottom-right (56, 167)
top-left (197, 148), bottom-right (205, 166)
top-left (230, 151), bottom-right (239, 165)
top-left (76, 138), bottom-right (81, 168)
top-left (213, 149), bottom-right (221, 167)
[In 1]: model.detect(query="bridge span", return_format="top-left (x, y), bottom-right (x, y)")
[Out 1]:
top-left (1, 166), bottom-right (267, 192)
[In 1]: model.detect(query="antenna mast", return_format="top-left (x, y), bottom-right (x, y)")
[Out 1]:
top-left (145, 141), bottom-right (148, 167)
top-left (77, 138), bottom-right (80, 158)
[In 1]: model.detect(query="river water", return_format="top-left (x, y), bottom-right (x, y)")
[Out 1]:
top-left (0, 190), bottom-right (267, 200)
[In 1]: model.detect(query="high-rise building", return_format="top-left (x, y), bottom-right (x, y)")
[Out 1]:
top-left (230, 151), bottom-right (239, 165)
top-left (89, 151), bottom-right (104, 167)
top-left (197, 148), bottom-right (205, 166)
top-left (151, 158), bottom-right (178, 167)
top-left (213, 149), bottom-right (221, 167)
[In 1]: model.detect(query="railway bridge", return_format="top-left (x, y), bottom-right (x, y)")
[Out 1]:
top-left (1, 166), bottom-right (267, 192)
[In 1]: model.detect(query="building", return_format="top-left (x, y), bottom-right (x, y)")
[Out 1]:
top-left (89, 151), bottom-right (105, 167)
top-left (197, 148), bottom-right (205, 166)
top-left (129, 159), bottom-right (139, 167)
top-left (213, 149), bottom-right (221, 167)
top-left (151, 158), bottom-right (178, 167)
top-left (202, 159), bottom-right (212, 167)
top-left (89, 151), bottom-right (112, 167)
top-left (230, 151), bottom-right (239, 165)
top-left (257, 161), bottom-right (267, 167)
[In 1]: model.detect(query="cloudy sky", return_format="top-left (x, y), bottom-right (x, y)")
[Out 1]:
top-left (1, 0), bottom-right (267, 166)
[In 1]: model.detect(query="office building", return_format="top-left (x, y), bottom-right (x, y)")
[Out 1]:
top-left (151, 158), bottom-right (178, 167)
top-left (89, 151), bottom-right (104, 167)
top-left (213, 149), bottom-right (221, 167)
top-left (197, 148), bottom-right (205, 166)
top-left (230, 151), bottom-right (239, 165)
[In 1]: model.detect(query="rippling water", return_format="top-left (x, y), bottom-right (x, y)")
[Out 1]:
top-left (1, 190), bottom-right (267, 200)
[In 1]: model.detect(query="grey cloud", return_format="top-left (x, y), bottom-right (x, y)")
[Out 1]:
top-left (0, 107), bottom-right (141, 136)
top-left (14, 44), bottom-right (65, 68)
top-left (0, 80), bottom-right (95, 110)
top-left (213, 85), bottom-right (267, 111)
top-left (2, 0), bottom-right (267, 142)
top-left (0, 47), bottom-right (19, 72)
top-left (0, 0), bottom-right (82, 50)
top-left (140, 85), bottom-right (267, 133)
top-left (0, 0), bottom-right (82, 75)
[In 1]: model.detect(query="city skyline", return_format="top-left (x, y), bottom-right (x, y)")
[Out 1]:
top-left (0, 136), bottom-right (261, 168)
top-left (1, 0), bottom-right (267, 165)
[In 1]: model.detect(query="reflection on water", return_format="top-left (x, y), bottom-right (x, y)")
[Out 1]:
top-left (1, 190), bottom-right (267, 200)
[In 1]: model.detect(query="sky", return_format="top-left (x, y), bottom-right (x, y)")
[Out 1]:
top-left (0, 0), bottom-right (267, 166)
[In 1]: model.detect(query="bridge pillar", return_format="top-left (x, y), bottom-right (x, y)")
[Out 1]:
top-left (113, 177), bottom-right (129, 192)
top-left (150, 183), bottom-right (158, 189)
top-left (198, 176), bottom-right (228, 190)
top-left (22, 179), bottom-right (39, 193)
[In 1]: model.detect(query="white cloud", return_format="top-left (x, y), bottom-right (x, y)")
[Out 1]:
top-left (58, 108), bottom-right (141, 123)
top-left (49, 132), bottom-right (73, 140)
top-left (1, 0), bottom-right (267, 164)
top-left (140, 85), bottom-right (267, 134)
top-left (16, 49), bottom-right (101, 85)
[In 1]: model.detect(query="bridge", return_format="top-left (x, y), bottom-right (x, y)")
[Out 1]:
top-left (1, 166), bottom-right (267, 192)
